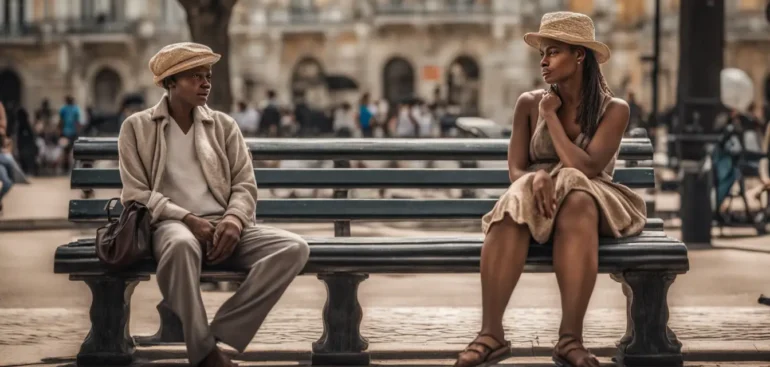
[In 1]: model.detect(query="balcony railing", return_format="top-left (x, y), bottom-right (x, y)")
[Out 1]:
top-left (0, 23), bottom-right (39, 37)
top-left (0, 17), bottom-right (138, 41)
top-left (374, 0), bottom-right (493, 15)
top-left (267, 7), bottom-right (355, 25)
top-left (54, 16), bottom-right (134, 34)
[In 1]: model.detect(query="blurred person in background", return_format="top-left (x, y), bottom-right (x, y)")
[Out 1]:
top-left (375, 98), bottom-right (392, 137)
top-left (14, 105), bottom-right (38, 175)
top-left (58, 95), bottom-right (82, 172)
top-left (231, 101), bottom-right (260, 137)
top-left (333, 102), bottom-right (358, 137)
top-left (357, 93), bottom-right (375, 137)
top-left (417, 99), bottom-right (436, 138)
top-left (35, 98), bottom-right (55, 135)
top-left (395, 100), bottom-right (420, 138)
top-left (258, 90), bottom-right (282, 137)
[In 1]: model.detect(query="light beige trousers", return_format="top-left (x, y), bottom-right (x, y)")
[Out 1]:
top-left (152, 220), bottom-right (310, 365)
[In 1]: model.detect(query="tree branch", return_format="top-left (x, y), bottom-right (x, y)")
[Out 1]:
top-left (220, 0), bottom-right (238, 11)
top-left (177, 0), bottom-right (238, 13)
top-left (176, 0), bottom-right (198, 11)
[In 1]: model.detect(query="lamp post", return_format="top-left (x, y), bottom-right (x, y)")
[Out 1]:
top-left (676, 0), bottom-right (725, 245)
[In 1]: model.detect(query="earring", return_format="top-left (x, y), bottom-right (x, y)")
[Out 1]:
top-left (578, 61), bottom-right (581, 64)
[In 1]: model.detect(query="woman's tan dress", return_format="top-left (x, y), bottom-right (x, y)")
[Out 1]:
top-left (481, 94), bottom-right (647, 244)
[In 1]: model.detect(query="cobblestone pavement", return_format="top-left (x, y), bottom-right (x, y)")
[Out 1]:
top-left (3, 356), bottom-right (770, 367)
top-left (2, 306), bottom-right (770, 349)
top-left (4, 226), bottom-right (770, 365)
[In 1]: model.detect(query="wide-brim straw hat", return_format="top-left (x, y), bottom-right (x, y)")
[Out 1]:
top-left (523, 12), bottom-right (610, 64)
top-left (149, 42), bottom-right (221, 87)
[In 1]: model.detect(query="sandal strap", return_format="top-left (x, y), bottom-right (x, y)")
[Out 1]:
top-left (560, 345), bottom-right (586, 359)
top-left (555, 334), bottom-right (597, 363)
top-left (458, 334), bottom-right (509, 359)
top-left (476, 333), bottom-right (509, 348)
top-left (557, 333), bottom-right (583, 344)
top-left (460, 347), bottom-right (484, 356)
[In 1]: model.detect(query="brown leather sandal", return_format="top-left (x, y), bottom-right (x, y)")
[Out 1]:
top-left (452, 333), bottom-right (513, 367)
top-left (552, 334), bottom-right (600, 367)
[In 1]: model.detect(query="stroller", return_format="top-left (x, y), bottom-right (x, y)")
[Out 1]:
top-left (709, 121), bottom-right (769, 235)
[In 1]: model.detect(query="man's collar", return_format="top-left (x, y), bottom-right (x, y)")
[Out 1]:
top-left (151, 94), bottom-right (214, 124)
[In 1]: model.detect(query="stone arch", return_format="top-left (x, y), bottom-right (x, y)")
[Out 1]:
top-left (0, 68), bottom-right (23, 109)
top-left (382, 56), bottom-right (415, 105)
top-left (446, 54), bottom-right (481, 115)
top-left (290, 56), bottom-right (326, 104)
top-left (91, 67), bottom-right (123, 113)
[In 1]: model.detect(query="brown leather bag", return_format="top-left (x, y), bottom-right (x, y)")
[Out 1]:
top-left (95, 198), bottom-right (152, 271)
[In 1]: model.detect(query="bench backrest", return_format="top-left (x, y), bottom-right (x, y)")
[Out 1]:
top-left (69, 137), bottom-right (655, 223)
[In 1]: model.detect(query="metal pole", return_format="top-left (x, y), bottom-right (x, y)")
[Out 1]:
top-left (651, 0), bottom-right (660, 128)
top-left (677, 0), bottom-right (724, 246)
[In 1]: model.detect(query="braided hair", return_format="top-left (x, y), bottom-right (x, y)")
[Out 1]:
top-left (572, 47), bottom-right (613, 138)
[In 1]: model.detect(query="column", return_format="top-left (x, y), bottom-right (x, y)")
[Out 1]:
top-left (676, 0), bottom-right (723, 245)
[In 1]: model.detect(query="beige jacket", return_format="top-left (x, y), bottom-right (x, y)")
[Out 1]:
top-left (118, 95), bottom-right (257, 227)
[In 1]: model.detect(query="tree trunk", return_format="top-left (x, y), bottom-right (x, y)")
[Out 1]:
top-left (178, 0), bottom-right (236, 112)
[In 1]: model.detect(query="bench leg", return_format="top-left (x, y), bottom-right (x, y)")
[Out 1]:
top-left (72, 275), bottom-right (148, 366)
top-left (312, 273), bottom-right (370, 366)
top-left (134, 300), bottom-right (185, 345)
top-left (612, 271), bottom-right (682, 367)
top-left (610, 273), bottom-right (634, 346)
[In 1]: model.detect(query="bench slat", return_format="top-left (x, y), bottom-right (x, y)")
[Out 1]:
top-left (69, 199), bottom-right (665, 224)
top-left (73, 137), bottom-right (654, 161)
top-left (70, 167), bottom-right (655, 189)
top-left (53, 232), bottom-right (688, 275)
top-left (68, 199), bottom-right (498, 221)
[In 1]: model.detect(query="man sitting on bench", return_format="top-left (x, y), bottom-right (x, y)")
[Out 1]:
top-left (118, 42), bottom-right (309, 367)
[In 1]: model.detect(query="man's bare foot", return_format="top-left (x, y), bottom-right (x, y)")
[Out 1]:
top-left (199, 346), bottom-right (238, 367)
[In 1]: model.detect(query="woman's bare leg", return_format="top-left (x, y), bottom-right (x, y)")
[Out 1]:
top-left (552, 191), bottom-right (601, 367)
top-left (479, 216), bottom-right (530, 337)
top-left (454, 215), bottom-right (530, 367)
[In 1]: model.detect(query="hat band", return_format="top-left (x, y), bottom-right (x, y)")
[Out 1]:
top-left (531, 30), bottom-right (597, 45)
top-left (538, 22), bottom-right (595, 40)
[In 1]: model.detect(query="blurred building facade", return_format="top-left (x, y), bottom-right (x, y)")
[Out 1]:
top-left (0, 0), bottom-right (187, 114)
top-left (0, 0), bottom-right (768, 123)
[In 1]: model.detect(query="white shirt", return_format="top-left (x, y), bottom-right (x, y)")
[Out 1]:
top-left (396, 107), bottom-right (416, 137)
top-left (231, 108), bottom-right (260, 134)
top-left (159, 118), bottom-right (226, 217)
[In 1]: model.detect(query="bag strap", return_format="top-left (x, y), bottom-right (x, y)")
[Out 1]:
top-left (105, 170), bottom-right (160, 222)
top-left (104, 198), bottom-right (120, 222)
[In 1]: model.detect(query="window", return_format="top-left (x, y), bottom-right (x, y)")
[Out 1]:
top-left (1, 0), bottom-right (26, 32)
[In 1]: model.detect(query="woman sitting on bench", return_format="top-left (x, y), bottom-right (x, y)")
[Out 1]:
top-left (454, 12), bottom-right (646, 367)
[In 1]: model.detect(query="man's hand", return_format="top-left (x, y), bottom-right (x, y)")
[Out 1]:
top-left (182, 214), bottom-right (215, 248)
top-left (207, 215), bottom-right (242, 265)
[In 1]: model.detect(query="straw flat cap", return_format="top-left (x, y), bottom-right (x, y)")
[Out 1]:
top-left (149, 42), bottom-right (221, 87)
top-left (524, 11), bottom-right (611, 64)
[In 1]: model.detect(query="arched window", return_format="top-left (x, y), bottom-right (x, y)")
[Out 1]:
top-left (92, 67), bottom-right (123, 113)
top-left (446, 55), bottom-right (481, 115)
top-left (382, 57), bottom-right (415, 104)
top-left (0, 69), bottom-right (23, 109)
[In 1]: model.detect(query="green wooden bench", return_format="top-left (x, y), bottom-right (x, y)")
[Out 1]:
top-left (54, 134), bottom-right (687, 367)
